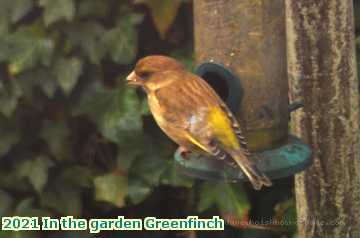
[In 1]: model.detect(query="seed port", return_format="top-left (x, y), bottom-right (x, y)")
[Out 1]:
top-left (195, 62), bottom-right (243, 114)
top-left (202, 72), bottom-right (229, 101)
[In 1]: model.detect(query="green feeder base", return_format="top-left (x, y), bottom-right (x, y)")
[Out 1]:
top-left (174, 135), bottom-right (312, 182)
top-left (173, 62), bottom-right (312, 182)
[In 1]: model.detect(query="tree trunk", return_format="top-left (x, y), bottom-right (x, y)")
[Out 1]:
top-left (286, 0), bottom-right (360, 237)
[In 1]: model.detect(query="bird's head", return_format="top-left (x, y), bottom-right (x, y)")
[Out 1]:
top-left (126, 55), bottom-right (184, 88)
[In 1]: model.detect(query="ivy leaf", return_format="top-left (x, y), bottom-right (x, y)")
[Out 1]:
top-left (274, 199), bottom-right (297, 235)
top-left (59, 166), bottom-right (94, 189)
top-left (123, 137), bottom-right (177, 204)
top-left (15, 197), bottom-right (52, 217)
top-left (39, 0), bottom-right (75, 26)
top-left (0, 79), bottom-right (22, 118)
top-left (160, 160), bottom-right (194, 188)
top-left (11, 0), bottom-right (33, 23)
top-left (40, 120), bottom-right (71, 161)
top-left (198, 181), bottom-right (250, 219)
top-left (99, 87), bottom-right (143, 144)
top-left (0, 167), bottom-right (29, 193)
top-left (78, 0), bottom-right (110, 18)
top-left (15, 156), bottom-right (54, 193)
top-left (1, 27), bottom-right (54, 75)
top-left (102, 13), bottom-right (142, 64)
top-left (41, 181), bottom-right (82, 216)
top-left (64, 21), bottom-right (106, 64)
top-left (73, 83), bottom-right (142, 145)
top-left (130, 155), bottom-right (167, 186)
top-left (116, 141), bottom-right (154, 205)
top-left (127, 177), bottom-right (152, 205)
top-left (0, 0), bottom-right (33, 25)
top-left (116, 145), bottom-right (143, 172)
top-left (0, 116), bottom-right (20, 158)
top-left (128, 135), bottom-right (174, 186)
top-left (135, 0), bottom-right (182, 38)
top-left (94, 172), bottom-right (128, 208)
top-left (54, 57), bottom-right (83, 95)
top-left (15, 198), bottom-right (35, 214)
top-left (18, 67), bottom-right (58, 99)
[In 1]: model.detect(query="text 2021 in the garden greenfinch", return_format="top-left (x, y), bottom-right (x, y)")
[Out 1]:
top-left (2, 216), bottom-right (224, 233)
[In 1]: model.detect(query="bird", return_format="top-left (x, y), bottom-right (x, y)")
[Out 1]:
top-left (126, 55), bottom-right (272, 190)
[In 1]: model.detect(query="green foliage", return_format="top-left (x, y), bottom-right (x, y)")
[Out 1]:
top-left (0, 25), bottom-right (54, 75)
top-left (0, 0), bottom-right (33, 27)
top-left (274, 198), bottom-right (297, 237)
top-left (39, 0), bottom-right (75, 26)
top-left (0, 77), bottom-right (22, 117)
top-left (94, 171), bottom-right (128, 208)
top-left (54, 57), bottom-right (83, 95)
top-left (15, 155), bottom-right (54, 193)
top-left (0, 116), bottom-right (20, 157)
top-left (0, 2), bottom-right (195, 236)
top-left (198, 182), bottom-right (250, 219)
top-left (74, 84), bottom-right (143, 144)
top-left (135, 0), bottom-right (183, 38)
top-left (102, 12), bottom-right (143, 64)
top-left (40, 119), bottom-right (71, 161)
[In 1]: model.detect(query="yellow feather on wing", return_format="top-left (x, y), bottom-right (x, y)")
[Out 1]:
top-left (185, 133), bottom-right (213, 154)
top-left (207, 107), bottom-right (272, 189)
top-left (207, 107), bottom-right (240, 150)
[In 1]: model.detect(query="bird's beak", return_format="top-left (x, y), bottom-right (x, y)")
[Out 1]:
top-left (126, 71), bottom-right (141, 85)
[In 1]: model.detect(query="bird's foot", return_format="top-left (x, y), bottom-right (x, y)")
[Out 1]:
top-left (178, 147), bottom-right (191, 160)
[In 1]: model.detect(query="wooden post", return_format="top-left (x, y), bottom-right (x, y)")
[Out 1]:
top-left (194, 0), bottom-right (289, 151)
top-left (286, 0), bottom-right (360, 237)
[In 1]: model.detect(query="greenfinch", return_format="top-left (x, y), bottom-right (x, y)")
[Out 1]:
top-left (127, 55), bottom-right (272, 190)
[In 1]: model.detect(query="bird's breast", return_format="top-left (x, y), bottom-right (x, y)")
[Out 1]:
top-left (148, 93), bottom-right (165, 125)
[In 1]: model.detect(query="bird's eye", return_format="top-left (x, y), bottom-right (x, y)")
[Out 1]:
top-left (138, 71), bottom-right (151, 79)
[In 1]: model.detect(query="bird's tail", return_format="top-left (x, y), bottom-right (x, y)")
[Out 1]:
top-left (229, 150), bottom-right (272, 190)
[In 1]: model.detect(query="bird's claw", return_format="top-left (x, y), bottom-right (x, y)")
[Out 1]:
top-left (178, 147), bottom-right (191, 160)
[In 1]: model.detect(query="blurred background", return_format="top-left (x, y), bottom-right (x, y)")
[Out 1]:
top-left (0, 0), bottom-right (359, 237)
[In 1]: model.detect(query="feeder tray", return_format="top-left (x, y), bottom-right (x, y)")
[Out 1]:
top-left (174, 62), bottom-right (312, 182)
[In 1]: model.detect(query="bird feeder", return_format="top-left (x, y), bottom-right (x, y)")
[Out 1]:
top-left (174, 0), bottom-right (312, 182)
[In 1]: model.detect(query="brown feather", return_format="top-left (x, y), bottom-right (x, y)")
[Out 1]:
top-left (129, 55), bottom-right (272, 190)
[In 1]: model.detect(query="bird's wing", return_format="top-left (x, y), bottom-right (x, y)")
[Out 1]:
top-left (185, 73), bottom-right (250, 153)
top-left (155, 71), bottom-right (271, 189)
top-left (171, 72), bottom-right (251, 166)
top-left (184, 130), bottom-right (238, 167)
top-left (150, 70), bottom-right (248, 160)
top-left (216, 102), bottom-right (251, 155)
